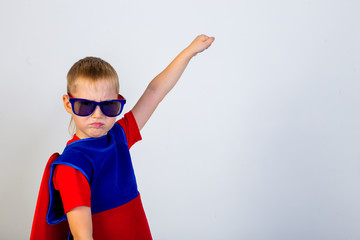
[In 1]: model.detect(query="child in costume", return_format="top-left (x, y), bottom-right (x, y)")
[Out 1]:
top-left (31, 34), bottom-right (215, 240)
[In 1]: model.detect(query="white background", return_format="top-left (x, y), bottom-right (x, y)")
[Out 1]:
top-left (0, 0), bottom-right (359, 239)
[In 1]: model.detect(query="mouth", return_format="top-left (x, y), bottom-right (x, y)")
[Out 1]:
top-left (90, 122), bottom-right (104, 128)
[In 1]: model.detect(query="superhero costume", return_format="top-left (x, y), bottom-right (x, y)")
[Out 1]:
top-left (31, 112), bottom-right (152, 239)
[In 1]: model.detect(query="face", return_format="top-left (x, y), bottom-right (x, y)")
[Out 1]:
top-left (63, 78), bottom-right (118, 139)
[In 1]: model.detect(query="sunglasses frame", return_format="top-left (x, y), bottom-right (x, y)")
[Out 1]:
top-left (68, 93), bottom-right (126, 117)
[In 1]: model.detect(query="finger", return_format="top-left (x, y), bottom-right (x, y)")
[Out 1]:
top-left (197, 34), bottom-right (209, 42)
top-left (207, 36), bottom-right (215, 43)
top-left (204, 36), bottom-right (215, 48)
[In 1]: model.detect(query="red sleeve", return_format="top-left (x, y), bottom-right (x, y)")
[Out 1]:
top-left (53, 165), bottom-right (91, 213)
top-left (116, 111), bottom-right (142, 149)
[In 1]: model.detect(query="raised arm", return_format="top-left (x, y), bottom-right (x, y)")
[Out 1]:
top-left (131, 34), bottom-right (215, 131)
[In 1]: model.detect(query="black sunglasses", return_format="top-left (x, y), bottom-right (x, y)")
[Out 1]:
top-left (68, 93), bottom-right (126, 117)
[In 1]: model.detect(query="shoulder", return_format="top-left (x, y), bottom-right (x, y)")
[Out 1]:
top-left (53, 142), bottom-right (97, 181)
top-left (116, 111), bottom-right (138, 130)
top-left (115, 111), bottom-right (142, 149)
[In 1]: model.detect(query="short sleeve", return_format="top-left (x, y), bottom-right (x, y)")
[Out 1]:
top-left (116, 111), bottom-right (142, 149)
top-left (53, 165), bottom-right (91, 213)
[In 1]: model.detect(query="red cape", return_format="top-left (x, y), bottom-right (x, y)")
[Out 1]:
top-left (30, 153), bottom-right (69, 240)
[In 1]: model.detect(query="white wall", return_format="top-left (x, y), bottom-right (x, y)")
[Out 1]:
top-left (0, 0), bottom-right (359, 239)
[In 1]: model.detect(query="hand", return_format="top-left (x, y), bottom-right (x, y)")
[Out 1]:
top-left (186, 34), bottom-right (215, 56)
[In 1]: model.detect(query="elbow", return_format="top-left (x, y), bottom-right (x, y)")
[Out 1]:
top-left (145, 82), bottom-right (166, 102)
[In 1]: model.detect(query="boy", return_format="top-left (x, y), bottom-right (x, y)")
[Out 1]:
top-left (31, 34), bottom-right (214, 239)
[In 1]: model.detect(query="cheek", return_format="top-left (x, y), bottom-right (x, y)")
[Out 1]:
top-left (73, 115), bottom-right (88, 126)
top-left (107, 118), bottom-right (117, 128)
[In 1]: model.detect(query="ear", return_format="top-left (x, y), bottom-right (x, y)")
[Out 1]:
top-left (63, 94), bottom-right (73, 114)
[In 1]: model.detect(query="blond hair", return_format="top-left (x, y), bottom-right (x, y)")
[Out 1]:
top-left (66, 57), bottom-right (120, 135)
top-left (67, 56), bottom-right (119, 94)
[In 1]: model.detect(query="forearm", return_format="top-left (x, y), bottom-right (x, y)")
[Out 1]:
top-left (146, 47), bottom-right (195, 102)
top-left (66, 206), bottom-right (93, 240)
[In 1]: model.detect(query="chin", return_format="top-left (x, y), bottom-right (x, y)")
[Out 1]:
top-left (88, 130), bottom-right (107, 138)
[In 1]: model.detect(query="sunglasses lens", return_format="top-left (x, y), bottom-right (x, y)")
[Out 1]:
top-left (73, 100), bottom-right (95, 116)
top-left (101, 101), bottom-right (122, 116)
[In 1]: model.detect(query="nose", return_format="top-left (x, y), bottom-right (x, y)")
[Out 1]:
top-left (91, 105), bottom-right (104, 118)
